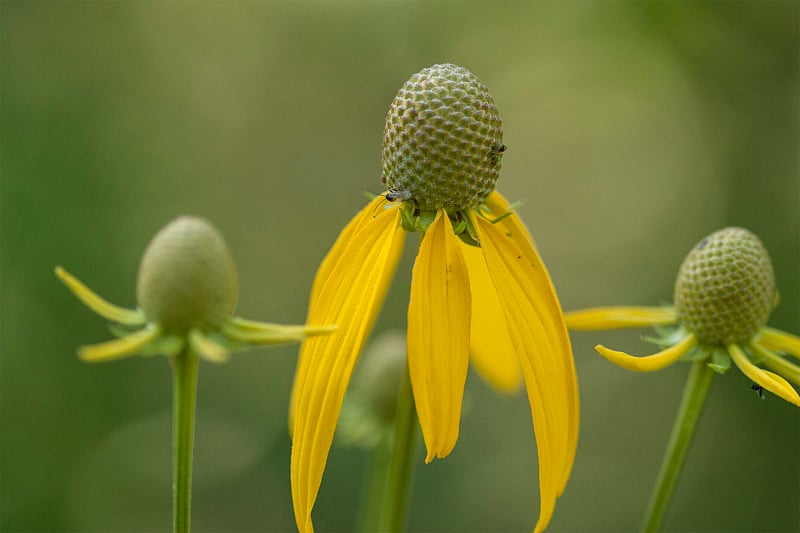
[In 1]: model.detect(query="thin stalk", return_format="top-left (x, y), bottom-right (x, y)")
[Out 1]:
top-left (641, 360), bottom-right (715, 533)
top-left (377, 369), bottom-right (419, 533)
top-left (172, 348), bottom-right (199, 533)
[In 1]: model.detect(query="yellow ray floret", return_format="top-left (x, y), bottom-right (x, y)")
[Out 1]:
top-left (78, 325), bottom-right (161, 362)
top-left (757, 327), bottom-right (800, 360)
top-left (461, 240), bottom-right (521, 392)
top-left (749, 341), bottom-right (800, 387)
top-left (290, 200), bottom-right (405, 533)
top-left (408, 210), bottom-right (471, 463)
top-left (473, 211), bottom-right (578, 533)
top-left (564, 306), bottom-right (678, 330)
top-left (55, 266), bottom-right (146, 326)
top-left (595, 333), bottom-right (697, 372)
top-left (729, 344), bottom-right (800, 406)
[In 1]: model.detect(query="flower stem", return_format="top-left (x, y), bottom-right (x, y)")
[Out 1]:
top-left (173, 348), bottom-right (199, 533)
top-left (380, 368), bottom-right (419, 532)
top-left (641, 360), bottom-right (715, 533)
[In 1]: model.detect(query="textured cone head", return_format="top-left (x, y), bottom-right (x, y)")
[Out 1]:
top-left (137, 216), bottom-right (238, 333)
top-left (381, 63), bottom-right (504, 211)
top-left (674, 227), bottom-right (775, 345)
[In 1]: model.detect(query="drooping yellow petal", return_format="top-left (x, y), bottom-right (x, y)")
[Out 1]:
top-left (564, 306), bottom-right (678, 330)
top-left (78, 325), bottom-right (161, 362)
top-left (729, 343), bottom-right (800, 406)
top-left (290, 204), bottom-right (405, 533)
top-left (460, 240), bottom-right (521, 392)
top-left (595, 333), bottom-right (697, 372)
top-left (55, 266), bottom-right (146, 326)
top-left (749, 341), bottom-right (800, 387)
top-left (222, 317), bottom-right (335, 345)
top-left (758, 327), bottom-right (800, 360)
top-left (188, 328), bottom-right (229, 363)
top-left (289, 196), bottom-right (391, 432)
top-left (473, 213), bottom-right (578, 533)
top-left (408, 210), bottom-right (471, 462)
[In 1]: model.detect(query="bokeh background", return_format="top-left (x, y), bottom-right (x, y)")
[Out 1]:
top-left (2, 2), bottom-right (798, 532)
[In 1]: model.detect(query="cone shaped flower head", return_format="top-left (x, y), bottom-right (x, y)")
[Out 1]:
top-left (290, 64), bottom-right (579, 533)
top-left (565, 227), bottom-right (800, 406)
top-left (57, 216), bottom-right (334, 363)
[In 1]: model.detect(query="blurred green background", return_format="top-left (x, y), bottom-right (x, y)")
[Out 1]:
top-left (2, 2), bottom-right (798, 532)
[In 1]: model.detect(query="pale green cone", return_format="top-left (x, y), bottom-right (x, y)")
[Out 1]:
top-left (381, 63), bottom-right (504, 212)
top-left (674, 227), bottom-right (776, 345)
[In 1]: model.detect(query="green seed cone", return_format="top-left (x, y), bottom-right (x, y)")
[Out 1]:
top-left (674, 227), bottom-right (775, 345)
top-left (137, 216), bottom-right (238, 333)
top-left (381, 63), bottom-right (504, 212)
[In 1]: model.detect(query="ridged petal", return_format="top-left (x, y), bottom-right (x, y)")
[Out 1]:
top-left (460, 240), bottom-right (521, 392)
top-left (289, 196), bottom-right (390, 432)
top-left (290, 201), bottom-right (405, 533)
top-left (408, 210), bottom-right (471, 462)
top-left (758, 327), bottom-right (800, 360)
top-left (564, 306), bottom-right (678, 330)
top-left (473, 212), bottom-right (578, 533)
top-left (729, 343), bottom-right (800, 406)
top-left (595, 333), bottom-right (697, 372)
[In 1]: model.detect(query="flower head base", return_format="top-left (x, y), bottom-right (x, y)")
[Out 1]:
top-left (57, 216), bottom-right (334, 364)
top-left (565, 226), bottom-right (800, 406)
top-left (291, 64), bottom-right (578, 533)
top-left (382, 63), bottom-right (504, 213)
top-left (674, 227), bottom-right (775, 345)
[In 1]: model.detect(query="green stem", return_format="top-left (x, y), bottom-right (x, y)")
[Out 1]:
top-left (173, 348), bottom-right (199, 533)
top-left (375, 369), bottom-right (419, 533)
top-left (641, 360), bottom-right (715, 533)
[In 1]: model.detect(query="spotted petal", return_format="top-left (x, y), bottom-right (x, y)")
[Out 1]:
top-left (408, 210), bottom-right (471, 462)
top-left (290, 201), bottom-right (405, 533)
top-left (473, 211), bottom-right (578, 533)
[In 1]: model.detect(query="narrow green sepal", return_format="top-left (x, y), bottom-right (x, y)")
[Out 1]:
top-left (683, 344), bottom-right (711, 362)
top-left (222, 318), bottom-right (336, 346)
top-left (140, 334), bottom-right (185, 357)
top-left (188, 329), bottom-right (229, 363)
top-left (415, 209), bottom-right (437, 232)
top-left (457, 230), bottom-right (480, 247)
top-left (707, 348), bottom-right (732, 374)
top-left (400, 207), bottom-right (418, 233)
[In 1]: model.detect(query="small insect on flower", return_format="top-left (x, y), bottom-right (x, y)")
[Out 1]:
top-left (385, 189), bottom-right (413, 203)
top-left (751, 383), bottom-right (766, 399)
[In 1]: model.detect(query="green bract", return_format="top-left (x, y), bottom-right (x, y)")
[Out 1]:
top-left (381, 63), bottom-right (504, 212)
top-left (674, 227), bottom-right (776, 345)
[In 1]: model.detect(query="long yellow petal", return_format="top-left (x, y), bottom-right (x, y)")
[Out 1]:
top-left (474, 213), bottom-right (577, 533)
top-left (758, 327), bottom-right (800, 360)
top-left (595, 333), bottom-right (697, 372)
top-left (55, 266), bottom-right (146, 326)
top-left (749, 341), bottom-right (800, 387)
top-left (460, 240), bottom-right (521, 392)
top-left (78, 325), bottom-right (161, 362)
top-left (290, 204), bottom-right (405, 533)
top-left (729, 343), bottom-right (800, 406)
top-left (564, 306), bottom-right (678, 330)
top-left (289, 196), bottom-right (391, 432)
top-left (408, 210), bottom-right (471, 462)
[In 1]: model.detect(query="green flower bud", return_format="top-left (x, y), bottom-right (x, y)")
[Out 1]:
top-left (137, 216), bottom-right (238, 333)
top-left (381, 63), bottom-right (504, 212)
top-left (674, 227), bottom-right (775, 345)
